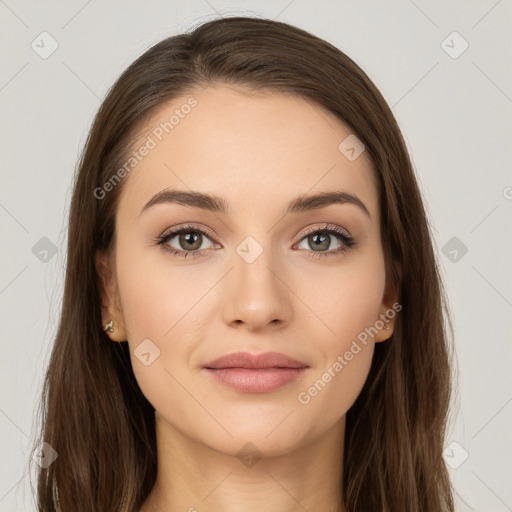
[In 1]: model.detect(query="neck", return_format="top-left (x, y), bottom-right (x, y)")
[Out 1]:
top-left (141, 412), bottom-right (346, 512)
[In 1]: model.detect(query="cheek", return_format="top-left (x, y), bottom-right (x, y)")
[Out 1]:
top-left (296, 342), bottom-right (374, 439)
top-left (304, 250), bottom-right (386, 349)
top-left (292, 251), bottom-right (384, 426)
top-left (116, 241), bottom-right (211, 341)
top-left (114, 242), bottom-right (218, 405)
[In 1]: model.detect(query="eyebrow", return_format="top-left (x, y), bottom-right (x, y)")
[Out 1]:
top-left (139, 189), bottom-right (371, 219)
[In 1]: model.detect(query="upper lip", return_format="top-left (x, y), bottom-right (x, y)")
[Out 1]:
top-left (203, 351), bottom-right (309, 369)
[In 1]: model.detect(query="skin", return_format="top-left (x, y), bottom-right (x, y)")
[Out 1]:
top-left (97, 84), bottom-right (399, 512)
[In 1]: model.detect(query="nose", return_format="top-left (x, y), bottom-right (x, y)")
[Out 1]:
top-left (222, 244), bottom-right (293, 332)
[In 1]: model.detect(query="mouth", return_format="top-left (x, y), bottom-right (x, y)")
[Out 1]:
top-left (202, 351), bottom-right (310, 393)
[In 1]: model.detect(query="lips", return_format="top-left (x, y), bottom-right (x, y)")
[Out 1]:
top-left (202, 351), bottom-right (310, 393)
top-left (203, 351), bottom-right (309, 370)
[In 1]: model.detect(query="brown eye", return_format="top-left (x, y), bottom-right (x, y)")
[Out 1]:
top-left (165, 229), bottom-right (215, 253)
top-left (175, 231), bottom-right (203, 251)
top-left (155, 224), bottom-right (219, 259)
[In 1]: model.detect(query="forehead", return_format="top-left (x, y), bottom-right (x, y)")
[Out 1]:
top-left (117, 84), bottom-right (378, 223)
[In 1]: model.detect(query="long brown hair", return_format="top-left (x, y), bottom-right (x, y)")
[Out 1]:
top-left (30, 15), bottom-right (456, 511)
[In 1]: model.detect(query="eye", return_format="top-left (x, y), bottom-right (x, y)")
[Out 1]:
top-left (153, 223), bottom-right (357, 259)
top-left (154, 224), bottom-right (219, 259)
top-left (294, 224), bottom-right (357, 258)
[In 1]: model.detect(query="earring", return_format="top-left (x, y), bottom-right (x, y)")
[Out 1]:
top-left (382, 321), bottom-right (389, 331)
top-left (103, 320), bottom-right (114, 333)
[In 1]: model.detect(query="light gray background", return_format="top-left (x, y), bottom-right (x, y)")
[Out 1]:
top-left (1, 1), bottom-right (511, 511)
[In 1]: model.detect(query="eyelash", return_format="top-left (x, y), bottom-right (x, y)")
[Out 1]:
top-left (153, 223), bottom-right (357, 260)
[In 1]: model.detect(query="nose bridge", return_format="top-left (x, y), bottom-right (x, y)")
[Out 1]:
top-left (223, 233), bottom-right (291, 329)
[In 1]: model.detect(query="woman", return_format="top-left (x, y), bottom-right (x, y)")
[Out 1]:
top-left (31, 15), bottom-right (456, 512)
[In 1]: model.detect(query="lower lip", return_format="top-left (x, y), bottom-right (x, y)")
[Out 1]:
top-left (203, 367), bottom-right (308, 393)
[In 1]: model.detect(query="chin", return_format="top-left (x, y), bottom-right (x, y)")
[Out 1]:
top-left (198, 422), bottom-right (311, 460)
top-left (215, 438), bottom-right (299, 462)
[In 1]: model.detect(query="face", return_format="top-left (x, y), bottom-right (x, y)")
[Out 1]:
top-left (97, 83), bottom-right (397, 458)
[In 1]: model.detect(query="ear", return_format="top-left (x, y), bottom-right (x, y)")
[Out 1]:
top-left (374, 259), bottom-right (402, 343)
top-left (96, 250), bottom-right (128, 342)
